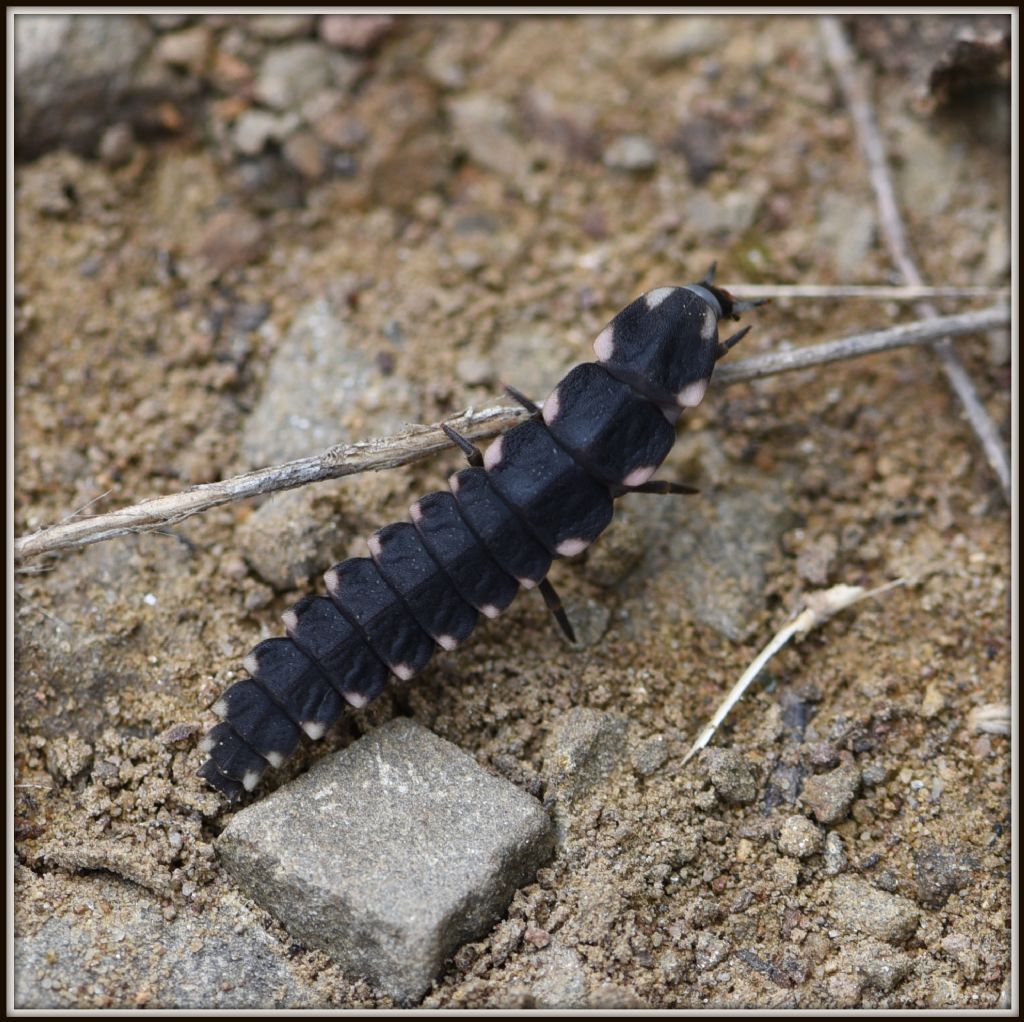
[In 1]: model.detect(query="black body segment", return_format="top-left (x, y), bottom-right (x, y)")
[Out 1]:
top-left (244, 637), bottom-right (345, 739)
top-left (210, 680), bottom-right (303, 768)
top-left (284, 595), bottom-right (390, 708)
top-left (199, 722), bottom-right (271, 789)
top-left (411, 490), bottom-right (520, 617)
top-left (594, 287), bottom-right (720, 410)
top-left (197, 271), bottom-right (758, 801)
top-left (449, 467), bottom-right (552, 586)
top-left (543, 362), bottom-right (677, 489)
top-left (484, 417), bottom-right (614, 555)
top-left (369, 522), bottom-right (479, 649)
top-left (326, 557), bottom-right (436, 680)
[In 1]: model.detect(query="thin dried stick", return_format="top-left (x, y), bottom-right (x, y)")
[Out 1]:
top-left (682, 580), bottom-right (907, 766)
top-left (13, 305), bottom-right (1008, 565)
top-left (722, 284), bottom-right (1009, 302)
top-left (819, 17), bottom-right (1011, 502)
top-left (714, 304), bottom-right (1007, 386)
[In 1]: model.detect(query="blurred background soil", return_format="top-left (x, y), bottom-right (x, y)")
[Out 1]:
top-left (12, 12), bottom-right (1011, 1009)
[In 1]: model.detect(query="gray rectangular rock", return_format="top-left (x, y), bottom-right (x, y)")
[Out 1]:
top-left (217, 718), bottom-right (554, 1004)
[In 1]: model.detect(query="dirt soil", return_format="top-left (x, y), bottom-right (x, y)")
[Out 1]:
top-left (13, 13), bottom-right (1011, 1010)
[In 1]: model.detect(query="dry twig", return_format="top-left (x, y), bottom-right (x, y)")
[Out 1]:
top-left (14, 305), bottom-right (1008, 565)
top-left (819, 17), bottom-right (1011, 502)
top-left (723, 284), bottom-right (1008, 302)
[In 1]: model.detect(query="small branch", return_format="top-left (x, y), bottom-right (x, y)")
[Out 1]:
top-left (682, 580), bottom-right (907, 766)
top-left (721, 284), bottom-right (1009, 302)
top-left (13, 305), bottom-right (1008, 565)
top-left (714, 304), bottom-right (1007, 386)
top-left (14, 405), bottom-right (529, 564)
top-left (819, 16), bottom-right (1011, 502)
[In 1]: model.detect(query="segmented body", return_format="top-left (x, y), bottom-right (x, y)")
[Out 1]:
top-left (199, 276), bottom-right (756, 800)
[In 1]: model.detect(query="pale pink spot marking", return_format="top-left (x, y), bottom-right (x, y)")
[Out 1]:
top-left (282, 609), bottom-right (298, 631)
top-left (265, 751), bottom-right (284, 768)
top-left (392, 663), bottom-right (414, 681)
top-left (481, 604), bottom-right (501, 619)
top-left (243, 653), bottom-right (259, 676)
top-left (593, 324), bottom-right (615, 361)
top-left (483, 435), bottom-right (504, 470)
top-left (302, 721), bottom-right (326, 741)
top-left (623, 464), bottom-right (657, 487)
top-left (518, 577), bottom-right (538, 590)
top-left (410, 501), bottom-right (423, 523)
top-left (645, 286), bottom-right (675, 310)
top-left (242, 770), bottom-right (261, 791)
top-left (367, 534), bottom-right (383, 557)
top-left (556, 537), bottom-right (589, 557)
top-left (542, 388), bottom-right (561, 425)
top-left (199, 735), bottom-right (215, 754)
top-left (344, 691), bottom-right (369, 709)
top-left (677, 379), bottom-right (709, 408)
top-left (701, 306), bottom-right (717, 341)
top-left (436, 634), bottom-right (458, 651)
top-left (449, 475), bottom-right (461, 495)
top-left (325, 567), bottom-right (340, 593)
top-left (212, 699), bottom-right (228, 719)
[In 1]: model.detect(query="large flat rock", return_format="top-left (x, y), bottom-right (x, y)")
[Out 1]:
top-left (217, 718), bottom-right (554, 1003)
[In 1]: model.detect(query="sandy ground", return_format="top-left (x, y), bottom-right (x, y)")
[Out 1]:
top-left (13, 13), bottom-right (1011, 1009)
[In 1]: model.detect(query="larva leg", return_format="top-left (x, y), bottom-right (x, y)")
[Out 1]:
top-left (503, 384), bottom-right (540, 414)
top-left (441, 423), bottom-right (484, 468)
top-left (626, 480), bottom-right (700, 496)
top-left (537, 577), bottom-right (576, 643)
top-left (716, 324), bottom-right (752, 358)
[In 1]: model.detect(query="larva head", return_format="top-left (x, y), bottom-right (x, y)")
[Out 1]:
top-left (593, 270), bottom-right (760, 417)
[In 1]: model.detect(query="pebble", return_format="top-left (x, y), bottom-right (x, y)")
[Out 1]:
top-left (15, 14), bottom-right (154, 157)
top-left (191, 209), bottom-right (267, 275)
top-left (98, 123), bottom-right (136, 168)
top-left (602, 135), bottom-right (658, 173)
top-left (447, 93), bottom-right (531, 187)
top-left (247, 14), bottom-right (315, 40)
top-left (232, 108), bottom-right (300, 156)
top-left (831, 876), bottom-right (920, 945)
top-left (525, 942), bottom-right (591, 1008)
top-left (671, 116), bottom-right (724, 184)
top-left (796, 534), bottom-right (838, 586)
top-left (850, 938), bottom-right (912, 993)
top-left (235, 486), bottom-right (350, 593)
top-left (282, 130), bottom-right (326, 180)
top-left (13, 881), bottom-right (312, 1008)
top-left (800, 763), bottom-right (861, 826)
top-left (694, 931), bottom-right (730, 971)
top-left (319, 14), bottom-right (396, 52)
top-left (913, 841), bottom-right (976, 908)
top-left (580, 518), bottom-right (646, 589)
top-left (239, 296), bottom-right (407, 466)
top-left (699, 747), bottom-right (757, 806)
top-left (542, 708), bottom-right (627, 807)
top-left (631, 735), bottom-right (669, 777)
top-left (777, 815), bottom-right (824, 859)
top-left (642, 16), bottom-right (727, 68)
top-left (823, 831), bottom-right (848, 876)
top-left (255, 42), bottom-right (334, 111)
top-left (217, 719), bottom-right (554, 1004)
top-left (153, 24), bottom-right (212, 74)
top-left (920, 682), bottom-right (946, 719)
top-left (643, 468), bottom-right (793, 642)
